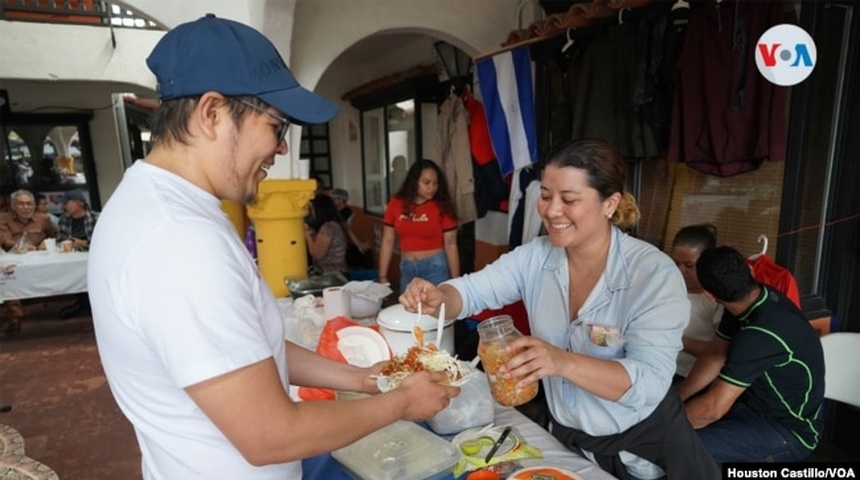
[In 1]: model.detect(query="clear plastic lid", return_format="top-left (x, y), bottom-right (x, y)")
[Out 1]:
top-left (332, 421), bottom-right (460, 480)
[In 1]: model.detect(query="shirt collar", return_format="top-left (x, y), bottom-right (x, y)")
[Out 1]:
top-left (737, 285), bottom-right (769, 323)
top-left (541, 226), bottom-right (633, 292)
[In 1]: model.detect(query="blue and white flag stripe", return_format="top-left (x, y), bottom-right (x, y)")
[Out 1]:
top-left (476, 47), bottom-right (538, 177)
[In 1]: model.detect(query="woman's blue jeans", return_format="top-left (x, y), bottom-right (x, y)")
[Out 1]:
top-left (399, 252), bottom-right (450, 293)
top-left (696, 402), bottom-right (813, 464)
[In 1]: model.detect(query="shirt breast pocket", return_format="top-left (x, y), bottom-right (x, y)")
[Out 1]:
top-left (579, 323), bottom-right (625, 360)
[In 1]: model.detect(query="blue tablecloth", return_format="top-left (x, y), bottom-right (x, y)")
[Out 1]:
top-left (302, 421), bottom-right (460, 480)
top-left (303, 451), bottom-right (460, 480)
top-left (300, 407), bottom-right (619, 480)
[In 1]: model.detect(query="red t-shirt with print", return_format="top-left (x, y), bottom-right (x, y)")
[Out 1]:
top-left (383, 196), bottom-right (457, 252)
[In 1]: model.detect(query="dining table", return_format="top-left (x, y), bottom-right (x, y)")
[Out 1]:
top-left (0, 250), bottom-right (88, 303)
top-left (279, 297), bottom-right (619, 480)
top-left (301, 402), bottom-right (619, 480)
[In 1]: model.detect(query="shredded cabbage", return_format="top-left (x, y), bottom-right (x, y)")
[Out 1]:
top-left (377, 344), bottom-right (469, 391)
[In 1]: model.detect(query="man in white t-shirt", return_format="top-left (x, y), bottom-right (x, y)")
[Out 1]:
top-left (88, 14), bottom-right (458, 480)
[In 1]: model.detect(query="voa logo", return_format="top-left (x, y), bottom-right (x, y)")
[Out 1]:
top-left (756, 24), bottom-right (816, 86)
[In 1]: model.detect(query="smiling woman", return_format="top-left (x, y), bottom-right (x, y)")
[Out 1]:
top-left (400, 139), bottom-right (721, 479)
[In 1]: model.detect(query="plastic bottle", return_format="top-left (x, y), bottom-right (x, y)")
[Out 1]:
top-left (477, 315), bottom-right (538, 407)
top-left (244, 225), bottom-right (257, 260)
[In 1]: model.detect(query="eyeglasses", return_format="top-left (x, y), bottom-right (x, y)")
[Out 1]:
top-left (238, 99), bottom-right (290, 145)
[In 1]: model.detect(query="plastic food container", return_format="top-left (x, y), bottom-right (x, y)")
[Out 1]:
top-left (349, 293), bottom-right (384, 318)
top-left (285, 272), bottom-right (348, 297)
top-left (376, 304), bottom-right (455, 356)
top-left (332, 420), bottom-right (459, 480)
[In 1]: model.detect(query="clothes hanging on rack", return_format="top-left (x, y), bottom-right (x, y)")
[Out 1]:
top-left (747, 254), bottom-right (801, 310)
top-left (571, 23), bottom-right (659, 160)
top-left (630, 2), bottom-right (689, 153)
top-left (461, 92), bottom-right (495, 166)
top-left (668, 0), bottom-right (787, 176)
top-left (433, 94), bottom-right (477, 225)
top-left (507, 165), bottom-right (542, 249)
top-left (462, 93), bottom-right (508, 218)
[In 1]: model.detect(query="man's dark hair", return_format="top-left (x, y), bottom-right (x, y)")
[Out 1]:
top-left (149, 95), bottom-right (266, 147)
top-left (696, 246), bottom-right (757, 302)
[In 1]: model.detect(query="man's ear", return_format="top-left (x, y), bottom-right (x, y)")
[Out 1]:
top-left (193, 92), bottom-right (228, 141)
top-left (702, 289), bottom-right (718, 304)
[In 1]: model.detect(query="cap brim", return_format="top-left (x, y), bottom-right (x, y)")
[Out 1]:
top-left (259, 86), bottom-right (339, 126)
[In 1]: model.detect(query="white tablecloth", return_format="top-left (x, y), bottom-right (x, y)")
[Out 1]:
top-left (0, 251), bottom-right (88, 302)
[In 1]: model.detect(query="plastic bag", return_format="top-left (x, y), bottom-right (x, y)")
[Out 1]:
top-left (297, 316), bottom-right (387, 401)
top-left (297, 316), bottom-right (356, 401)
top-left (428, 370), bottom-right (494, 435)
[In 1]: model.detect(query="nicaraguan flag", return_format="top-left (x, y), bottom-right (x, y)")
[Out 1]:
top-left (476, 47), bottom-right (538, 177)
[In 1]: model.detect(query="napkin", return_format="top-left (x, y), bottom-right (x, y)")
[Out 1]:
top-left (341, 280), bottom-right (392, 302)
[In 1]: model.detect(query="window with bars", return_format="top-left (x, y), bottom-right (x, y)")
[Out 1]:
top-left (300, 123), bottom-right (332, 190)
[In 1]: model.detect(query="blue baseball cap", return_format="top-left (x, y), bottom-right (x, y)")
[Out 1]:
top-left (146, 14), bottom-right (338, 126)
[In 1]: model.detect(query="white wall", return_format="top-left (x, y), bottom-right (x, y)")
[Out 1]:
top-left (4, 0), bottom-right (532, 244)
top-left (0, 20), bottom-right (162, 90)
top-left (120, 0), bottom-right (260, 30)
top-left (288, 0), bottom-right (527, 208)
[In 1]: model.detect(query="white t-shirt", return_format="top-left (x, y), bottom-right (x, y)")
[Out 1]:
top-left (676, 293), bottom-right (723, 377)
top-left (88, 161), bottom-right (298, 480)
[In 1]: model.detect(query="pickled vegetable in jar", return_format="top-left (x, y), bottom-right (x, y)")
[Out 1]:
top-left (477, 315), bottom-right (538, 407)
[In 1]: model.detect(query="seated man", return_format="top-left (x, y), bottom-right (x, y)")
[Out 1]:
top-left (1, 189), bottom-right (58, 334)
top-left (679, 246), bottom-right (824, 464)
top-left (56, 190), bottom-right (99, 319)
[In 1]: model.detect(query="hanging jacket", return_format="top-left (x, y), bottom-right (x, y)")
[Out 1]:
top-left (463, 93), bottom-right (508, 218)
top-left (572, 23), bottom-right (658, 160)
top-left (462, 93), bottom-right (496, 166)
top-left (433, 95), bottom-right (477, 224)
top-left (747, 254), bottom-right (802, 310)
top-left (668, 0), bottom-right (787, 176)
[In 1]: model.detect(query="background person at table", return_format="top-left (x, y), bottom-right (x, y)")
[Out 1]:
top-left (35, 193), bottom-right (60, 228)
top-left (57, 190), bottom-right (98, 252)
top-left (378, 159), bottom-right (459, 293)
top-left (400, 139), bottom-right (720, 480)
top-left (87, 15), bottom-right (458, 480)
top-left (679, 246), bottom-right (824, 464)
top-left (56, 190), bottom-right (99, 319)
top-left (0, 189), bottom-right (57, 335)
top-left (669, 223), bottom-right (722, 380)
top-left (329, 187), bottom-right (372, 271)
top-left (305, 193), bottom-right (348, 275)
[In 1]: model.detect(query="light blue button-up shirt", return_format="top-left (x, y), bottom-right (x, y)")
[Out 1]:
top-left (447, 226), bottom-right (689, 436)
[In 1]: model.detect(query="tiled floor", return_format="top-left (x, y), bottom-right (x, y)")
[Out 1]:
top-left (1, 296), bottom-right (141, 480)
top-left (2, 297), bottom-right (857, 480)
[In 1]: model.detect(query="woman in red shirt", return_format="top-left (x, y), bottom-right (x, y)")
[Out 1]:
top-left (379, 159), bottom-right (459, 293)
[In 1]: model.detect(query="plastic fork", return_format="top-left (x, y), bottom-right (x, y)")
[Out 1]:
top-left (435, 302), bottom-right (445, 347)
top-left (412, 302), bottom-right (424, 346)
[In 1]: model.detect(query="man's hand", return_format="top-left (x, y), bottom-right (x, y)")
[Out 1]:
top-left (395, 370), bottom-right (460, 421)
top-left (70, 236), bottom-right (87, 250)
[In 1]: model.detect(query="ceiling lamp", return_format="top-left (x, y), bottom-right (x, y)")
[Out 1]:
top-left (433, 41), bottom-right (473, 83)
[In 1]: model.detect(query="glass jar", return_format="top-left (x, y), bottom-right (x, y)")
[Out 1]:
top-left (477, 315), bottom-right (538, 407)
